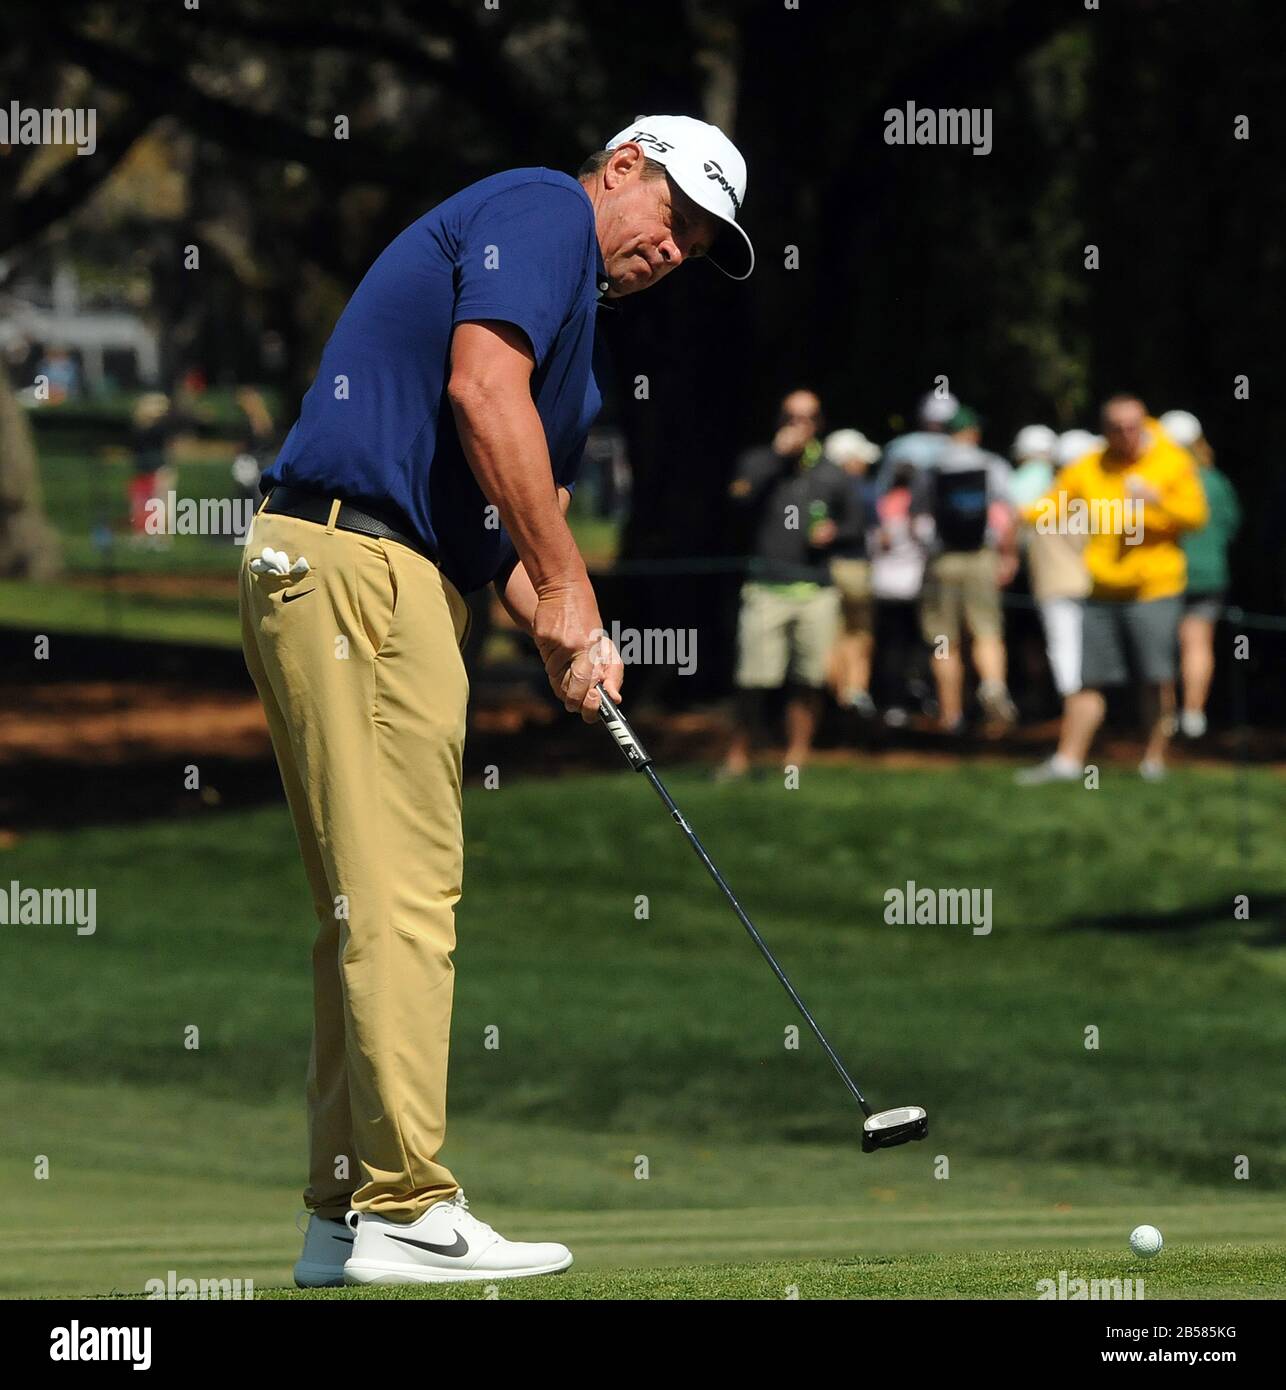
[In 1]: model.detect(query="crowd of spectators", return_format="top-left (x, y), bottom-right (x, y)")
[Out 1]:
top-left (719, 389), bottom-right (1241, 782)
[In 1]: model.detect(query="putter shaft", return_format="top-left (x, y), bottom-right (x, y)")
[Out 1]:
top-left (596, 687), bottom-right (873, 1118)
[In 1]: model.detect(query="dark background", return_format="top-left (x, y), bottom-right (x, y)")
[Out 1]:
top-left (3, 0), bottom-right (1283, 703)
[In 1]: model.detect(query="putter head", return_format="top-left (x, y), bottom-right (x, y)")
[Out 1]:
top-left (862, 1105), bottom-right (929, 1153)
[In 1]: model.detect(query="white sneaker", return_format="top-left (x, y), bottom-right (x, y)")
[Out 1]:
top-left (293, 1212), bottom-right (354, 1288)
top-left (1014, 756), bottom-right (1081, 786)
top-left (1139, 759), bottom-right (1168, 782)
top-left (1179, 710), bottom-right (1207, 739)
top-left (343, 1190), bottom-right (573, 1285)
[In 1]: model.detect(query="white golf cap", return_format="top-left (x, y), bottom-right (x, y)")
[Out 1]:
top-left (1056, 428), bottom-right (1100, 466)
top-left (605, 115), bottom-right (754, 280)
top-left (917, 391), bottom-right (960, 428)
top-left (1012, 424), bottom-right (1058, 461)
top-left (824, 428), bottom-right (881, 466)
top-left (1160, 409), bottom-right (1202, 448)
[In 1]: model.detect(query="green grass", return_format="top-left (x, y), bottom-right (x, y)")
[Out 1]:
top-left (38, 453), bottom-right (247, 575)
top-left (7, 450), bottom-right (246, 644)
top-left (0, 578), bottom-right (241, 647)
top-left (7, 1083), bottom-right (1283, 1299)
top-left (1, 765), bottom-right (1284, 1297)
top-left (17, 449), bottom-right (616, 647)
top-left (246, 1248), bottom-right (1286, 1300)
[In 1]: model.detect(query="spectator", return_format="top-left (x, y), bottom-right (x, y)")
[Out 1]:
top-left (35, 346), bottom-right (81, 404)
top-left (912, 406), bottom-right (1018, 730)
top-left (1016, 395), bottom-right (1208, 784)
top-left (822, 428), bottom-right (881, 717)
top-left (720, 390), bottom-right (858, 777)
top-left (869, 460), bottom-right (931, 722)
top-left (1013, 424), bottom-right (1091, 710)
top-left (128, 392), bottom-right (179, 544)
top-left (873, 390), bottom-right (958, 493)
top-left (1161, 410), bottom-right (1242, 739)
top-left (1008, 424), bottom-right (1059, 508)
top-left (1056, 427), bottom-right (1102, 466)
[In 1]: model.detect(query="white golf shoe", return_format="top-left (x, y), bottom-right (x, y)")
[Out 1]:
top-left (1179, 709), bottom-right (1207, 739)
top-left (293, 1212), bottom-right (355, 1288)
top-left (1014, 756), bottom-right (1082, 786)
top-left (343, 1189), bottom-right (573, 1285)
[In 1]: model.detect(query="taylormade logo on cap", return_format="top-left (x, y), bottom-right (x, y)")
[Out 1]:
top-left (605, 114), bottom-right (755, 279)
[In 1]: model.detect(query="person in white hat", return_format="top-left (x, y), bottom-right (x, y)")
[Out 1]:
top-left (872, 390), bottom-right (961, 493)
top-left (1008, 425), bottom-right (1059, 508)
top-left (1010, 424), bottom-right (1090, 721)
top-left (592, 115), bottom-right (755, 283)
top-left (253, 113), bottom-right (753, 1291)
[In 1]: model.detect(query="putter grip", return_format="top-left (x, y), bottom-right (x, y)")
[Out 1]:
top-left (596, 686), bottom-right (652, 770)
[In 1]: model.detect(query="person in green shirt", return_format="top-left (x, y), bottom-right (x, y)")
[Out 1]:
top-left (1162, 410), bottom-right (1242, 739)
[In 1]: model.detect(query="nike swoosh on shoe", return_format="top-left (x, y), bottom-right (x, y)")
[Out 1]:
top-left (387, 1231), bottom-right (469, 1258)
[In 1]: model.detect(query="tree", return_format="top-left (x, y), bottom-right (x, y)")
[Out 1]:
top-left (0, 358), bottom-right (62, 579)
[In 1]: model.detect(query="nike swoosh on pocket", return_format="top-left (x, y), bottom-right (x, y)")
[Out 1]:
top-left (281, 589), bottom-right (316, 604)
top-left (387, 1230), bottom-right (469, 1258)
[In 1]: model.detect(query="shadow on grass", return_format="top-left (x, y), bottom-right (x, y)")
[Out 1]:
top-left (1073, 895), bottom-right (1286, 945)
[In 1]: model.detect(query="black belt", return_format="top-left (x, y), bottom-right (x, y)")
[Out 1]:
top-left (262, 487), bottom-right (437, 565)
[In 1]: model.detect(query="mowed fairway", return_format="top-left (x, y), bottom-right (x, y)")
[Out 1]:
top-left (1, 763), bottom-right (1284, 1299)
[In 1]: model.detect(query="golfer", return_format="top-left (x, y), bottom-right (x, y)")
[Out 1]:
top-left (239, 116), bottom-right (753, 1286)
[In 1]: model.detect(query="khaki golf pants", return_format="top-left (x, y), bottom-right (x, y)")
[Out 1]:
top-left (239, 502), bottom-right (470, 1222)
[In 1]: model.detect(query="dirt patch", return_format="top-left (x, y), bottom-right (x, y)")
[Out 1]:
top-left (1, 677), bottom-right (1280, 834)
top-left (4, 680), bottom-right (1283, 772)
top-left (0, 682), bottom-right (270, 764)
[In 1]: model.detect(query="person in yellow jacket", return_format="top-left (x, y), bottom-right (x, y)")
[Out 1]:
top-left (1016, 394), bottom-right (1207, 784)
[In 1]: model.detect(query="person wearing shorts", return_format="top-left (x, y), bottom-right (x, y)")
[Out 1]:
top-left (1080, 595), bottom-right (1183, 690)
top-left (918, 548), bottom-right (1003, 648)
top-left (912, 406), bottom-right (1018, 730)
top-left (1167, 411), bottom-right (1242, 738)
top-left (1016, 395), bottom-right (1206, 784)
top-left (720, 391), bottom-right (856, 776)
top-left (1010, 424), bottom-right (1091, 706)
top-left (735, 580), bottom-right (841, 693)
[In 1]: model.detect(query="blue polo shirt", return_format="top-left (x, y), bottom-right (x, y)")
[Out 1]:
top-left (262, 168), bottom-right (606, 594)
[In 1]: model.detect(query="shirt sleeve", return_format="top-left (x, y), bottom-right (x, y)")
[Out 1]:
top-left (1022, 460), bottom-right (1081, 523)
top-left (454, 181), bottom-right (593, 369)
top-left (730, 446), bottom-right (790, 504)
top-left (987, 455), bottom-right (1014, 505)
top-left (560, 437), bottom-right (587, 490)
top-left (1145, 456), bottom-right (1208, 537)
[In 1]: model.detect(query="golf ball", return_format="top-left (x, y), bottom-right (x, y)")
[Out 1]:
top-left (1129, 1224), bottom-right (1163, 1258)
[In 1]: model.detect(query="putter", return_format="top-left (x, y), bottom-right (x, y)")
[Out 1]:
top-left (596, 686), bottom-right (928, 1153)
